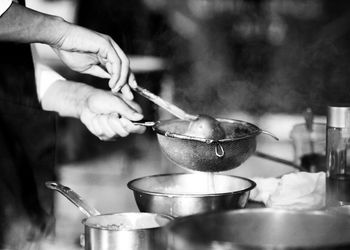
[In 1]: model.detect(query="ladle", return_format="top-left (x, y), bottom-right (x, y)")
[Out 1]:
top-left (131, 84), bottom-right (197, 120)
top-left (131, 85), bottom-right (240, 141)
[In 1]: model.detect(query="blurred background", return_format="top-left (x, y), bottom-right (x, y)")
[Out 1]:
top-left (26, 0), bottom-right (350, 248)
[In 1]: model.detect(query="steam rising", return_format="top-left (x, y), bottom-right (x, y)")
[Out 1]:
top-left (165, 0), bottom-right (350, 117)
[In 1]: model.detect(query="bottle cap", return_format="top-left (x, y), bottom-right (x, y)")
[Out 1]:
top-left (327, 105), bottom-right (350, 128)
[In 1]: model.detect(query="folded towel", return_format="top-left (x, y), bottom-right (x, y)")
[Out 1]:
top-left (250, 172), bottom-right (325, 210)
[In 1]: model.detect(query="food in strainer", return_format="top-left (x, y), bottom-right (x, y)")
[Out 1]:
top-left (185, 114), bottom-right (225, 140)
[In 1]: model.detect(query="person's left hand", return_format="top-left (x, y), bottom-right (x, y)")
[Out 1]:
top-left (79, 90), bottom-right (146, 140)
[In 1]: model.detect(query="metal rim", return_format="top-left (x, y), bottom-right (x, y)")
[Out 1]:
top-left (127, 173), bottom-right (256, 197)
top-left (153, 118), bottom-right (262, 143)
top-left (166, 208), bottom-right (350, 249)
top-left (82, 212), bottom-right (173, 231)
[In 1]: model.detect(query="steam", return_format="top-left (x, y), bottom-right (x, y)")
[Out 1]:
top-left (164, 0), bottom-right (350, 117)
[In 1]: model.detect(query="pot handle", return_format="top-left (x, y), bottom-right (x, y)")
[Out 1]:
top-left (46, 182), bottom-right (101, 217)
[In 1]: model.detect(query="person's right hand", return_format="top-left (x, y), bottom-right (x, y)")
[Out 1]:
top-left (51, 21), bottom-right (134, 99)
top-left (79, 90), bottom-right (146, 140)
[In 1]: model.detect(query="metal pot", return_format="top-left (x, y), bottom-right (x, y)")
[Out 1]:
top-left (83, 213), bottom-right (171, 250)
top-left (127, 173), bottom-right (256, 217)
top-left (137, 118), bottom-right (276, 172)
top-left (46, 182), bottom-right (172, 250)
top-left (165, 208), bottom-right (350, 249)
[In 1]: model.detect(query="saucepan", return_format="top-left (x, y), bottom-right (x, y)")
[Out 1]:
top-left (46, 182), bottom-right (172, 250)
top-left (127, 173), bottom-right (256, 217)
top-left (135, 118), bottom-right (277, 172)
top-left (165, 208), bottom-right (350, 249)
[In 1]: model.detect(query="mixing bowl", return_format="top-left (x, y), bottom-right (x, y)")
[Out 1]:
top-left (127, 173), bottom-right (256, 217)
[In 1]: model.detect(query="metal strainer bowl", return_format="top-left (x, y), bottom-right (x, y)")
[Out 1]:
top-left (151, 118), bottom-right (276, 172)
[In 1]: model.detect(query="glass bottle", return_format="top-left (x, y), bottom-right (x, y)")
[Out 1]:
top-left (326, 105), bottom-right (350, 207)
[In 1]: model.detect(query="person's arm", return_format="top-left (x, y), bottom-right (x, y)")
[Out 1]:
top-left (0, 2), bottom-right (65, 44)
top-left (0, 2), bottom-right (133, 97)
top-left (41, 80), bottom-right (145, 140)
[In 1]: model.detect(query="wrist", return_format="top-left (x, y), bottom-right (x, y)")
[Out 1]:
top-left (76, 85), bottom-right (96, 119)
top-left (37, 14), bottom-right (70, 46)
top-left (41, 80), bottom-right (98, 119)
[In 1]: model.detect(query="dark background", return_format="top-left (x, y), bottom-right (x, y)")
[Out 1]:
top-left (72, 0), bottom-right (350, 116)
top-left (49, 0), bottom-right (350, 162)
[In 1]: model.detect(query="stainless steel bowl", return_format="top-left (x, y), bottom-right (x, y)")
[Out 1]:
top-left (166, 208), bottom-right (350, 250)
top-left (127, 173), bottom-right (256, 217)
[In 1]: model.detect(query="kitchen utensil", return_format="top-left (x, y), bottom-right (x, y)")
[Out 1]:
top-left (290, 122), bottom-right (326, 172)
top-left (131, 85), bottom-right (197, 120)
top-left (135, 118), bottom-right (277, 172)
top-left (254, 151), bottom-right (307, 171)
top-left (127, 173), bottom-right (256, 217)
top-left (166, 208), bottom-right (350, 250)
top-left (46, 182), bottom-right (172, 250)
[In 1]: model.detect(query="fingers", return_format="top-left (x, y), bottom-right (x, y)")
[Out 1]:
top-left (117, 93), bottom-right (143, 114)
top-left (113, 72), bottom-right (135, 101)
top-left (108, 39), bottom-right (130, 92)
top-left (82, 112), bottom-right (145, 140)
top-left (80, 93), bottom-right (145, 140)
top-left (128, 73), bottom-right (138, 89)
top-left (83, 65), bottom-right (111, 79)
top-left (121, 84), bottom-right (134, 101)
top-left (90, 92), bottom-right (143, 121)
top-left (119, 117), bottom-right (146, 134)
top-left (98, 35), bottom-right (129, 91)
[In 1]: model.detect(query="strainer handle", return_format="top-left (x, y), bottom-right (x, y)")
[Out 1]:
top-left (215, 143), bottom-right (225, 158)
top-left (261, 130), bottom-right (279, 141)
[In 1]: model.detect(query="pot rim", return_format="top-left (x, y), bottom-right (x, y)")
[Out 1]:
top-left (127, 173), bottom-right (256, 197)
top-left (82, 212), bottom-right (173, 231)
top-left (166, 208), bottom-right (350, 249)
top-left (153, 118), bottom-right (262, 143)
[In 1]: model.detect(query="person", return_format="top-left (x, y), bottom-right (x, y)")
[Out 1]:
top-left (0, 1), bottom-right (144, 248)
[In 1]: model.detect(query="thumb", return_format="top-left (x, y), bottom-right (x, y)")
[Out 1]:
top-left (83, 65), bottom-right (111, 79)
top-left (87, 92), bottom-right (143, 121)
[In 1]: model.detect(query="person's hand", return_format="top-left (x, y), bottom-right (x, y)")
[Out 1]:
top-left (51, 22), bottom-right (134, 99)
top-left (79, 90), bottom-right (146, 140)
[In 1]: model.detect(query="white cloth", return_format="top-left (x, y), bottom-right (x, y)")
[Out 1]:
top-left (0, 0), bottom-right (12, 16)
top-left (250, 172), bottom-right (326, 210)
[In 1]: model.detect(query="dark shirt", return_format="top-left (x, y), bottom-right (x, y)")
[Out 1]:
top-left (0, 0), bottom-right (57, 247)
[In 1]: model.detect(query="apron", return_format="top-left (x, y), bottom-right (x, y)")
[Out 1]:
top-left (0, 1), bottom-right (57, 248)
